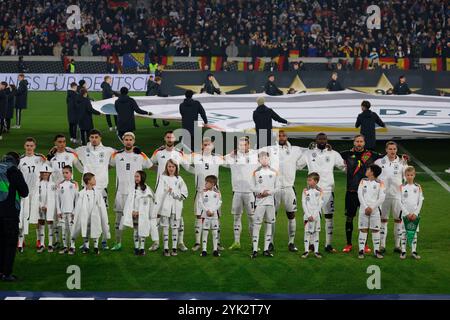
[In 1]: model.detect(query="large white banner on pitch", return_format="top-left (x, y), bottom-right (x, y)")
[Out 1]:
top-left (0, 73), bottom-right (151, 91)
top-left (92, 90), bottom-right (450, 139)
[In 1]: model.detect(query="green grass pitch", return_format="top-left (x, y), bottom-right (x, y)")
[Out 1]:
top-left (1, 91), bottom-right (449, 295)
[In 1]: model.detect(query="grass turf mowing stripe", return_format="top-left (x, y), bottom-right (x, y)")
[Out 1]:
top-left (399, 144), bottom-right (450, 193)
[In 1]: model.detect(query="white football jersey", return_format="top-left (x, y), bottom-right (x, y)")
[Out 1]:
top-left (400, 183), bottom-right (424, 216)
top-left (375, 155), bottom-right (407, 199)
top-left (150, 146), bottom-right (188, 185)
top-left (110, 150), bottom-right (152, 195)
top-left (19, 153), bottom-right (47, 191)
top-left (357, 178), bottom-right (386, 213)
top-left (57, 180), bottom-right (79, 213)
top-left (188, 152), bottom-right (224, 191)
top-left (197, 189), bottom-right (222, 218)
top-left (76, 143), bottom-right (116, 190)
top-left (49, 148), bottom-right (81, 184)
top-left (297, 148), bottom-right (345, 193)
top-left (252, 166), bottom-right (280, 206)
top-left (224, 149), bottom-right (259, 193)
top-left (302, 186), bottom-right (323, 220)
top-left (262, 141), bottom-right (306, 188)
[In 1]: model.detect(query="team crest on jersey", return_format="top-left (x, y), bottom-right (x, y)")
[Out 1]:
top-left (258, 176), bottom-right (263, 184)
top-left (34, 159), bottom-right (40, 164)
top-left (61, 188), bottom-right (64, 194)
top-left (65, 156), bottom-right (69, 161)
top-left (306, 194), bottom-right (310, 201)
top-left (204, 196), bottom-right (209, 203)
top-left (373, 185), bottom-right (377, 189)
top-left (99, 152), bottom-right (105, 158)
top-left (143, 200), bottom-right (148, 206)
top-left (325, 156), bottom-right (330, 162)
top-left (51, 185), bottom-right (56, 191)
top-left (394, 164), bottom-right (399, 170)
top-left (403, 190), bottom-right (408, 198)
top-left (312, 152), bottom-right (317, 158)
top-left (269, 174), bottom-right (273, 178)
top-left (381, 159), bottom-right (386, 164)
top-left (414, 188), bottom-right (418, 193)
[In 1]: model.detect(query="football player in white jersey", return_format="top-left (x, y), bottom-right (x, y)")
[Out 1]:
top-left (374, 141), bottom-right (408, 253)
top-left (76, 129), bottom-right (115, 249)
top-left (400, 166), bottom-right (424, 260)
top-left (224, 136), bottom-right (259, 250)
top-left (47, 134), bottom-right (83, 184)
top-left (297, 133), bottom-right (346, 253)
top-left (250, 151), bottom-right (281, 258)
top-left (109, 132), bottom-right (152, 251)
top-left (261, 130), bottom-right (306, 252)
top-left (47, 134), bottom-right (83, 248)
top-left (185, 137), bottom-right (224, 251)
top-left (357, 164), bottom-right (386, 259)
top-left (148, 131), bottom-right (190, 252)
top-left (18, 137), bottom-right (47, 251)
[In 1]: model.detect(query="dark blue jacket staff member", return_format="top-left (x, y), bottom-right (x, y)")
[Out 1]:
top-left (355, 100), bottom-right (385, 150)
top-left (0, 152), bottom-right (29, 282)
top-left (179, 90), bottom-right (208, 152)
top-left (101, 76), bottom-right (119, 131)
top-left (253, 96), bottom-right (288, 148)
top-left (114, 87), bottom-right (152, 140)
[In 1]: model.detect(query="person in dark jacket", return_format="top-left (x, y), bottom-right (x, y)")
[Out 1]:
top-left (146, 76), bottom-right (170, 128)
top-left (392, 75), bottom-right (412, 95)
top-left (145, 75), bottom-right (155, 96)
top-left (355, 100), bottom-right (385, 150)
top-left (326, 72), bottom-right (344, 91)
top-left (253, 96), bottom-right (289, 148)
top-left (14, 74), bottom-right (28, 129)
top-left (0, 82), bottom-right (8, 140)
top-left (106, 57), bottom-right (118, 74)
top-left (179, 90), bottom-right (208, 151)
top-left (204, 73), bottom-right (221, 95)
top-left (77, 88), bottom-right (101, 145)
top-left (264, 74), bottom-right (283, 96)
top-left (114, 87), bottom-right (152, 139)
top-left (66, 82), bottom-right (79, 143)
top-left (77, 79), bottom-right (86, 93)
top-left (101, 76), bottom-right (119, 131)
top-left (5, 84), bottom-right (16, 132)
top-left (0, 152), bottom-right (29, 282)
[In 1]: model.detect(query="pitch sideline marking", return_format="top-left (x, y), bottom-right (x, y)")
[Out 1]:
top-left (399, 144), bottom-right (450, 193)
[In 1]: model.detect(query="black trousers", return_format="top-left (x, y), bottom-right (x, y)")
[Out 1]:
top-left (5, 118), bottom-right (11, 131)
top-left (0, 117), bottom-right (5, 134)
top-left (80, 130), bottom-right (89, 145)
top-left (15, 109), bottom-right (22, 126)
top-left (256, 128), bottom-right (272, 149)
top-left (106, 115), bottom-right (118, 128)
top-left (69, 122), bottom-right (78, 140)
top-left (0, 217), bottom-right (19, 276)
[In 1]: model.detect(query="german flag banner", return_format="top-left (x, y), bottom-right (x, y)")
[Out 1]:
top-left (272, 56), bottom-right (286, 71)
top-left (198, 56), bottom-right (208, 70)
top-left (379, 57), bottom-right (397, 66)
top-left (237, 60), bottom-right (248, 71)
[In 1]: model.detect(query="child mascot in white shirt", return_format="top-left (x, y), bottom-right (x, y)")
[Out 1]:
top-left (71, 172), bottom-right (110, 255)
top-left (197, 175), bottom-right (222, 257)
top-left (122, 170), bottom-right (155, 256)
top-left (154, 159), bottom-right (188, 257)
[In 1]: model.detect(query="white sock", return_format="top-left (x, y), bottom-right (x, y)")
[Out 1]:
top-left (325, 218), bottom-right (333, 247)
top-left (372, 231), bottom-right (380, 252)
top-left (395, 222), bottom-right (402, 248)
top-left (412, 232), bottom-right (418, 253)
top-left (48, 224), bottom-right (53, 246)
top-left (380, 221), bottom-right (388, 248)
top-left (84, 238), bottom-right (90, 249)
top-left (202, 229), bottom-right (208, 252)
top-left (233, 214), bottom-right (242, 243)
top-left (288, 218), bottom-right (296, 244)
top-left (18, 231), bottom-right (24, 247)
top-left (36, 228), bottom-right (40, 243)
top-left (178, 217), bottom-right (184, 245)
top-left (93, 238), bottom-right (99, 249)
top-left (313, 231), bottom-right (319, 253)
top-left (115, 211), bottom-right (123, 243)
top-left (163, 226), bottom-right (169, 250)
top-left (304, 231), bottom-right (310, 252)
top-left (271, 222), bottom-right (276, 244)
top-left (358, 231), bottom-right (368, 252)
top-left (133, 228), bottom-right (139, 249)
top-left (401, 229), bottom-right (407, 253)
top-left (150, 218), bottom-right (159, 242)
top-left (252, 223), bottom-right (262, 252)
top-left (212, 229), bottom-right (218, 251)
top-left (70, 238), bottom-right (76, 249)
top-left (264, 223), bottom-right (272, 251)
top-left (248, 214), bottom-right (254, 239)
top-left (39, 224), bottom-right (45, 246)
top-left (53, 225), bottom-right (60, 244)
top-left (172, 227), bottom-right (179, 249)
top-left (139, 237), bottom-right (145, 250)
top-left (195, 218), bottom-right (202, 245)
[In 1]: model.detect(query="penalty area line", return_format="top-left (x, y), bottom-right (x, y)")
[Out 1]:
top-left (399, 144), bottom-right (450, 193)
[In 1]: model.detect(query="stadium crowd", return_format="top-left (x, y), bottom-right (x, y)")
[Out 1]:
top-left (0, 0), bottom-right (448, 59)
